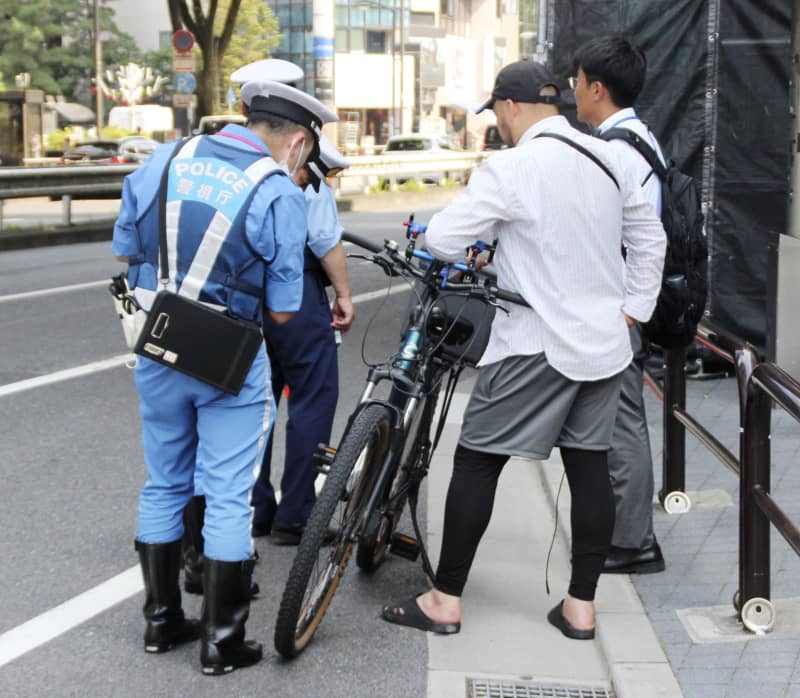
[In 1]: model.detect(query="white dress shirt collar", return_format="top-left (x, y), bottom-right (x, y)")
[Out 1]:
top-left (597, 107), bottom-right (638, 134)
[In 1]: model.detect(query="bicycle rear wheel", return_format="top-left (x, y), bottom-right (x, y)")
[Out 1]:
top-left (274, 404), bottom-right (393, 658)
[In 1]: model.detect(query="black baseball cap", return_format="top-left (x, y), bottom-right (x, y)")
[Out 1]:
top-left (477, 60), bottom-right (560, 113)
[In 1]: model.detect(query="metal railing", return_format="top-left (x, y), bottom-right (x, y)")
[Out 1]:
top-left (652, 319), bottom-right (800, 634)
top-left (0, 151), bottom-right (486, 230)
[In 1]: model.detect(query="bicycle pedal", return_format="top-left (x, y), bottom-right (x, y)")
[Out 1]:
top-left (389, 532), bottom-right (420, 561)
top-left (312, 443), bottom-right (337, 475)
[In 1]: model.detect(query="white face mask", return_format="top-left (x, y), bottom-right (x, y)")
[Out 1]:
top-left (281, 134), bottom-right (310, 178)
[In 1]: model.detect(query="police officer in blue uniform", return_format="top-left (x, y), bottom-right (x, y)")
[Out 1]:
top-left (180, 58), bottom-right (306, 596)
top-left (252, 134), bottom-right (355, 544)
top-left (112, 79), bottom-right (336, 675)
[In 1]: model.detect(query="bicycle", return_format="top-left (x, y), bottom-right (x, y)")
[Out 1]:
top-left (273, 220), bottom-right (527, 658)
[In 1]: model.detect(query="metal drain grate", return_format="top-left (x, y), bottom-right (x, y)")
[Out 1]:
top-left (466, 677), bottom-right (615, 698)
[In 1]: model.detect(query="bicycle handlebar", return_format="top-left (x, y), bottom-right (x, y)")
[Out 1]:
top-left (341, 230), bottom-right (529, 309)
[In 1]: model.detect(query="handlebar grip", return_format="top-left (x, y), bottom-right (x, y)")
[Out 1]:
top-left (494, 288), bottom-right (529, 307)
top-left (342, 230), bottom-right (383, 254)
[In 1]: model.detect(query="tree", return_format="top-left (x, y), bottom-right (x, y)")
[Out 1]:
top-left (219, 0), bottom-right (281, 96)
top-left (167, 0), bottom-right (280, 116)
top-left (0, 0), bottom-right (140, 102)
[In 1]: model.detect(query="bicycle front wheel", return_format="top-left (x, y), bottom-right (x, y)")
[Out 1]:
top-left (274, 404), bottom-right (393, 658)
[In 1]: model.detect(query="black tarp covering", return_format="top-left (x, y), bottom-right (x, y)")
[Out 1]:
top-left (547, 0), bottom-right (791, 354)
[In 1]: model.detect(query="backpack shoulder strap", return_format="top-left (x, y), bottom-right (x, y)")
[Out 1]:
top-left (534, 133), bottom-right (619, 191)
top-left (600, 127), bottom-right (667, 181)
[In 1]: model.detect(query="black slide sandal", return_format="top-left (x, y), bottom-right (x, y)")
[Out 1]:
top-left (547, 600), bottom-right (595, 640)
top-left (382, 594), bottom-right (461, 635)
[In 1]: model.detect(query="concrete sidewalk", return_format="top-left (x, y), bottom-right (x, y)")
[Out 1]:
top-left (422, 373), bottom-right (800, 698)
top-left (423, 385), bottom-right (681, 698)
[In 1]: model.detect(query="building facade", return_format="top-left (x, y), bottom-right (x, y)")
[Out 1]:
top-left (112, 0), bottom-right (525, 148)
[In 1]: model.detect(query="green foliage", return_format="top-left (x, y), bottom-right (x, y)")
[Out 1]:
top-left (0, 0), bottom-right (141, 101)
top-left (399, 178), bottom-right (425, 192)
top-left (45, 128), bottom-right (70, 152)
top-left (101, 125), bottom-right (132, 138)
top-left (219, 0), bottom-right (281, 97)
top-left (141, 48), bottom-right (175, 96)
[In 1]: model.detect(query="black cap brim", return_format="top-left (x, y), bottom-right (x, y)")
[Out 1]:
top-left (476, 96), bottom-right (495, 114)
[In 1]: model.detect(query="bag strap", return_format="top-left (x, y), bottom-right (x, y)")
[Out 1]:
top-left (534, 132), bottom-right (619, 191)
top-left (600, 127), bottom-right (667, 181)
top-left (157, 137), bottom-right (192, 287)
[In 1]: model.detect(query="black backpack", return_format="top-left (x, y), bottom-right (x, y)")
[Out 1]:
top-left (600, 127), bottom-right (708, 349)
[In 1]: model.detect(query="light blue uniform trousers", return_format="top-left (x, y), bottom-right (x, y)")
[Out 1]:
top-left (135, 347), bottom-right (273, 561)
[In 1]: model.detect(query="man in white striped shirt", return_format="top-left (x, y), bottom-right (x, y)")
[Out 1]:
top-left (572, 36), bottom-right (668, 576)
top-left (381, 60), bottom-right (665, 640)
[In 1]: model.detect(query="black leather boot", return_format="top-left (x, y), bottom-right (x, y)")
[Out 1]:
top-left (182, 495), bottom-right (206, 595)
top-left (200, 557), bottom-right (263, 675)
top-left (135, 539), bottom-right (201, 653)
top-left (181, 496), bottom-right (260, 599)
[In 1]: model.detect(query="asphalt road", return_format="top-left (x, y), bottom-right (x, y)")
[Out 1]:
top-left (0, 207), bottom-right (444, 697)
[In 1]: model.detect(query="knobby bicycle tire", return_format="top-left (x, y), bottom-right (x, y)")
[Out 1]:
top-left (355, 385), bottom-right (441, 572)
top-left (274, 403), bottom-right (393, 658)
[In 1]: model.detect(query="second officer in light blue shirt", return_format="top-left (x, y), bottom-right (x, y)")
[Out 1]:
top-left (252, 134), bottom-right (355, 544)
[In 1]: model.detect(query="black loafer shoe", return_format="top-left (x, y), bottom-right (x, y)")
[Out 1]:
top-left (270, 522), bottom-right (339, 547)
top-left (603, 540), bottom-right (665, 574)
top-left (251, 521), bottom-right (272, 538)
top-left (270, 522), bottom-right (304, 546)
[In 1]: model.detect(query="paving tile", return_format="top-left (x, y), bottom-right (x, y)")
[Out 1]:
top-left (730, 665), bottom-right (795, 684)
top-left (786, 685), bottom-right (800, 698)
top-left (663, 642), bottom-right (690, 668)
top-left (677, 666), bottom-right (736, 685)
top-left (681, 642), bottom-right (743, 668)
top-left (740, 636), bottom-right (800, 657)
top-left (725, 683), bottom-right (790, 698)
top-left (679, 684), bottom-right (726, 698)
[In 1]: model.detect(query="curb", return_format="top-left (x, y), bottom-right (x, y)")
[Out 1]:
top-left (536, 458), bottom-right (683, 698)
top-left (0, 220), bottom-right (116, 252)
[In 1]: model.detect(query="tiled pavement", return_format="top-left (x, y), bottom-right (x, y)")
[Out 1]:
top-left (638, 373), bottom-right (800, 697)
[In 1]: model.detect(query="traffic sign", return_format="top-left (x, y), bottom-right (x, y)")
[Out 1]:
top-left (172, 94), bottom-right (193, 108)
top-left (175, 73), bottom-right (197, 94)
top-left (172, 30), bottom-right (195, 53)
top-left (173, 53), bottom-right (196, 72)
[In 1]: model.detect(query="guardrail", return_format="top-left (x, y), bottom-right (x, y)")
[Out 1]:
top-left (0, 164), bottom-right (138, 229)
top-left (0, 151), bottom-right (486, 230)
top-left (650, 319), bottom-right (800, 634)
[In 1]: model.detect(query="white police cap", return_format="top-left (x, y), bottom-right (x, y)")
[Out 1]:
top-left (230, 59), bottom-right (304, 85)
top-left (240, 80), bottom-right (338, 140)
top-left (306, 134), bottom-right (350, 192)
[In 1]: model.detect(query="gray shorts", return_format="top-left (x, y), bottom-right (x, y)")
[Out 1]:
top-left (459, 353), bottom-right (624, 460)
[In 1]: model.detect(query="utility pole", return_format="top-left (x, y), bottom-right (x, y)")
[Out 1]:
top-left (399, 0), bottom-right (404, 133)
top-left (94, 0), bottom-right (104, 135)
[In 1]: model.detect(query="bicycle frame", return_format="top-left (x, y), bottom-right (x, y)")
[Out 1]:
top-left (341, 260), bottom-right (458, 542)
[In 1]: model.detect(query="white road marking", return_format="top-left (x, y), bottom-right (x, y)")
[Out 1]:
top-left (0, 566), bottom-right (143, 668)
top-left (350, 283), bottom-right (409, 304)
top-left (0, 280), bottom-right (108, 304)
top-left (0, 285), bottom-right (410, 399)
top-left (0, 281), bottom-right (412, 663)
top-left (0, 355), bottom-right (131, 398)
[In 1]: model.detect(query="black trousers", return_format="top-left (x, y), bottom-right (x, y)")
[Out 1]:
top-left (434, 444), bottom-right (615, 602)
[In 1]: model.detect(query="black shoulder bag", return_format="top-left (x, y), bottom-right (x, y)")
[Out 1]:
top-left (133, 142), bottom-right (264, 395)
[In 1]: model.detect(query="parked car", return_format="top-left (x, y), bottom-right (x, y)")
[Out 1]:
top-left (59, 137), bottom-right (158, 165)
top-left (195, 114), bottom-right (247, 135)
top-left (382, 133), bottom-right (465, 184)
top-left (481, 125), bottom-right (506, 151)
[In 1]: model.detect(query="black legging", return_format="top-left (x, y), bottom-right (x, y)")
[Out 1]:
top-left (434, 444), bottom-right (615, 602)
